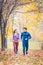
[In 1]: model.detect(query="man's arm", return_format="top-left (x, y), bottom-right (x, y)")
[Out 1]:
top-left (28, 33), bottom-right (31, 39)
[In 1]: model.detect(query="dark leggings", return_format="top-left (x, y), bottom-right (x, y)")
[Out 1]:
top-left (23, 42), bottom-right (28, 55)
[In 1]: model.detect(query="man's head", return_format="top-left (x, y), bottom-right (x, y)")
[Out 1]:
top-left (23, 27), bottom-right (27, 32)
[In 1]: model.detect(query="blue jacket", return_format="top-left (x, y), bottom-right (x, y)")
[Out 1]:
top-left (21, 32), bottom-right (31, 43)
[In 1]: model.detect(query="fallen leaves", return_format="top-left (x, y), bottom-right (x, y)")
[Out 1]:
top-left (0, 50), bottom-right (43, 65)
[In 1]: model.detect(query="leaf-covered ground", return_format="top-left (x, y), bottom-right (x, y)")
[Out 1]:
top-left (0, 49), bottom-right (43, 65)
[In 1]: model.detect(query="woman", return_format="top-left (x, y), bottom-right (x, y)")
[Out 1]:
top-left (13, 29), bottom-right (19, 54)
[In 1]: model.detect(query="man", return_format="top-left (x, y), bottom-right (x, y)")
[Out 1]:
top-left (21, 27), bottom-right (31, 55)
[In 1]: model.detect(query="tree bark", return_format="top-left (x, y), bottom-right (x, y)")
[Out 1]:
top-left (0, 19), bottom-right (5, 50)
top-left (0, 12), bottom-right (7, 50)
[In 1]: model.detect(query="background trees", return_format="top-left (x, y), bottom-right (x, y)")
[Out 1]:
top-left (0, 0), bottom-right (43, 50)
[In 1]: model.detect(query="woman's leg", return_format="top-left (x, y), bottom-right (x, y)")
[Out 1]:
top-left (13, 43), bottom-right (16, 54)
top-left (16, 42), bottom-right (18, 54)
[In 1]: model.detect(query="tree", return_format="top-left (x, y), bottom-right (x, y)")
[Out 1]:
top-left (0, 0), bottom-right (18, 50)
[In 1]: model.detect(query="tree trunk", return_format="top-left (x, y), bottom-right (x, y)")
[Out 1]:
top-left (1, 23), bottom-right (6, 51)
top-left (0, 15), bottom-right (7, 50)
top-left (0, 0), bottom-right (5, 51)
top-left (4, 37), bottom-right (7, 48)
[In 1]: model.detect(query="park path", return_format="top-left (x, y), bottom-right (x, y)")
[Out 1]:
top-left (0, 49), bottom-right (43, 65)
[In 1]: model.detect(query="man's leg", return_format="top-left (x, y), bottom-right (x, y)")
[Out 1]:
top-left (23, 42), bottom-right (25, 55)
top-left (26, 42), bottom-right (28, 54)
